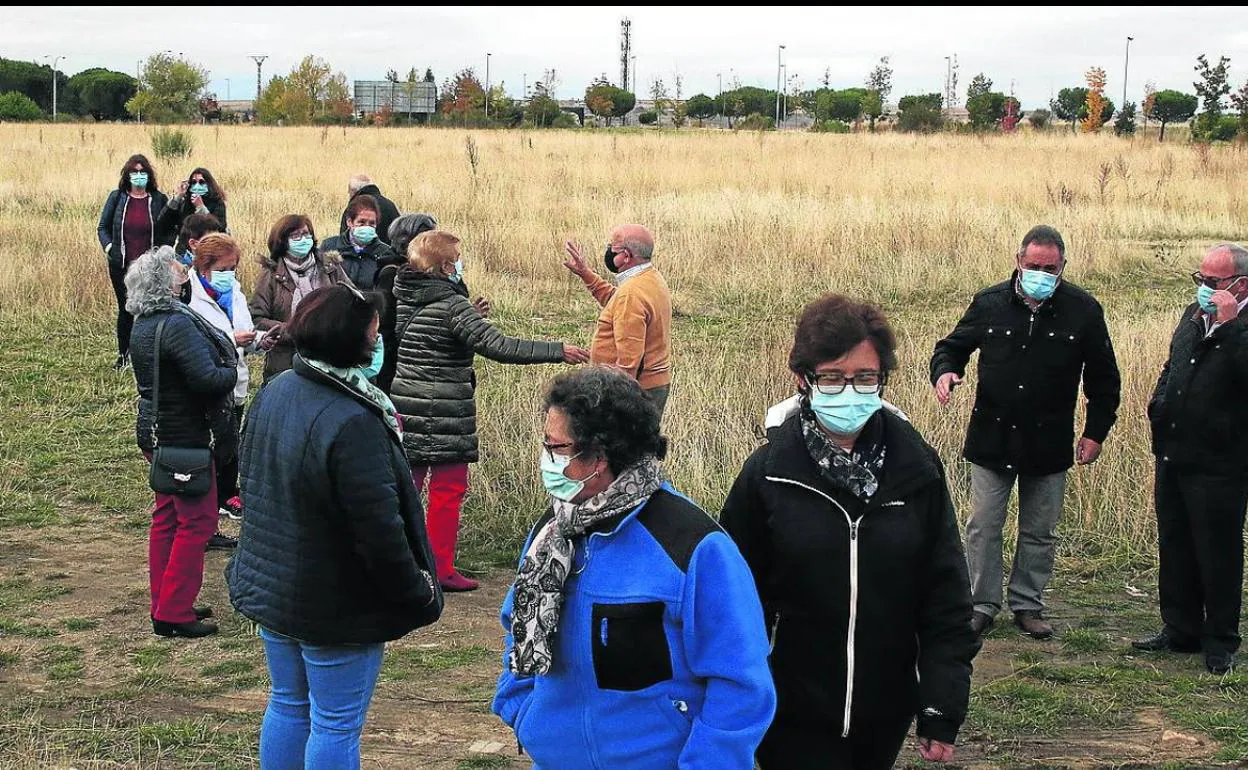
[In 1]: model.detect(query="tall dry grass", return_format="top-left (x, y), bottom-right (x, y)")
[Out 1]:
top-left (1, 124), bottom-right (1245, 563)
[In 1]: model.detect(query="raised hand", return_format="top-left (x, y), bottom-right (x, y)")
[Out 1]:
top-left (563, 240), bottom-right (589, 277)
top-left (472, 297), bottom-right (493, 317)
top-left (1211, 289), bottom-right (1240, 324)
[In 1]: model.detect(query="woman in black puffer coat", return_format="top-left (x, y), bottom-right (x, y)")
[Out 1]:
top-left (155, 166), bottom-right (228, 254)
top-left (127, 247), bottom-right (238, 639)
top-left (390, 230), bottom-right (589, 592)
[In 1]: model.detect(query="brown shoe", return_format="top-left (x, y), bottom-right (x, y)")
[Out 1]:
top-left (971, 610), bottom-right (995, 637)
top-left (1013, 610), bottom-right (1054, 640)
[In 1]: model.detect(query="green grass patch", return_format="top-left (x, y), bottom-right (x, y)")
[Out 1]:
top-left (36, 644), bottom-right (84, 681)
top-left (61, 617), bottom-right (99, 631)
top-left (199, 659), bottom-right (255, 678)
top-left (1060, 628), bottom-right (1111, 654)
top-left (381, 644), bottom-right (495, 682)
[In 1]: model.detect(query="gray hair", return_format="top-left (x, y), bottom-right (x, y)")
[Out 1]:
top-left (124, 246), bottom-right (181, 317)
top-left (620, 236), bottom-right (654, 262)
top-left (348, 173), bottom-right (372, 195)
top-left (388, 213), bottom-right (438, 259)
top-left (1212, 242), bottom-right (1248, 274)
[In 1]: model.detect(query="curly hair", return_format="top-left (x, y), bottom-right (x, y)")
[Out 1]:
top-left (124, 246), bottom-right (181, 317)
top-left (543, 367), bottom-right (667, 475)
top-left (787, 293), bottom-right (897, 377)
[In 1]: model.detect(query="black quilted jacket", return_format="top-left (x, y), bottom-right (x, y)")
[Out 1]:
top-left (228, 357), bottom-right (443, 644)
top-left (390, 267), bottom-right (564, 465)
top-left (130, 305), bottom-right (238, 458)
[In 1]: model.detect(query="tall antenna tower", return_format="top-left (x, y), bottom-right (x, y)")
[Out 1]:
top-left (250, 55), bottom-right (268, 99)
top-left (620, 17), bottom-right (632, 91)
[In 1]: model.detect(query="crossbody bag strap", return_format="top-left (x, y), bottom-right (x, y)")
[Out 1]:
top-left (150, 316), bottom-right (168, 447)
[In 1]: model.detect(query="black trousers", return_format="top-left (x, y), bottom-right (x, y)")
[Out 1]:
top-left (108, 261), bottom-right (134, 357)
top-left (215, 405), bottom-right (244, 508)
top-left (757, 716), bottom-right (912, 770)
top-left (1155, 461), bottom-right (1248, 656)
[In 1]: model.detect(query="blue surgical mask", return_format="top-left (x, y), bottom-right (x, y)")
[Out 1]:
top-left (352, 225), bottom-right (377, 245)
top-left (209, 270), bottom-right (235, 293)
top-left (288, 235), bottom-right (314, 258)
top-left (129, 171), bottom-right (148, 189)
top-left (1019, 269), bottom-right (1060, 301)
top-left (449, 258), bottom-right (464, 283)
top-left (808, 387), bottom-right (883, 436)
top-left (189, 182), bottom-right (209, 196)
top-left (541, 450), bottom-right (597, 502)
top-left (359, 335), bottom-right (384, 379)
top-left (1197, 284), bottom-right (1218, 314)
top-left (179, 250), bottom-right (194, 266)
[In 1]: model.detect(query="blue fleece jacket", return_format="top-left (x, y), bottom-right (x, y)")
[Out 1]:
top-left (492, 483), bottom-right (776, 770)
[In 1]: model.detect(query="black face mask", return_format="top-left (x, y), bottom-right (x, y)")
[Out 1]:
top-left (179, 280), bottom-right (193, 305)
top-left (604, 246), bottom-right (621, 274)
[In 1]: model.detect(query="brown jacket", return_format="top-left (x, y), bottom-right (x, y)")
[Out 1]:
top-left (581, 265), bottom-right (672, 390)
top-left (249, 252), bottom-right (355, 383)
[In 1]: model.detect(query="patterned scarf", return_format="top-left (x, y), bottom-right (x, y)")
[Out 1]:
top-left (508, 457), bottom-right (665, 677)
top-left (302, 356), bottom-right (402, 440)
top-left (283, 254), bottom-right (322, 314)
top-left (801, 409), bottom-right (886, 502)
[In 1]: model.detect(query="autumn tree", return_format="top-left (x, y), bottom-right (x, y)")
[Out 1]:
top-left (439, 67), bottom-right (485, 121)
top-left (1082, 67), bottom-right (1109, 132)
top-left (585, 76), bottom-right (634, 125)
top-left (126, 53), bottom-right (209, 123)
top-left (255, 56), bottom-right (352, 125)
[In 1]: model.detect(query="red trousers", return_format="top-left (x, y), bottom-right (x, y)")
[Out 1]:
top-left (145, 454), bottom-right (218, 623)
top-left (411, 464), bottom-right (469, 581)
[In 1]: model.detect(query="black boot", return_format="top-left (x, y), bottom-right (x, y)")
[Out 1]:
top-left (1131, 629), bottom-right (1201, 654)
top-left (152, 618), bottom-right (219, 638)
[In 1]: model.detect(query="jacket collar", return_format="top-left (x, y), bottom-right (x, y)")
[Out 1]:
top-left (1008, 269), bottom-right (1062, 316)
top-left (292, 355), bottom-right (399, 444)
top-left (582, 481), bottom-right (675, 538)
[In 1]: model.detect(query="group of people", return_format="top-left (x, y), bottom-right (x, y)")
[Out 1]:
top-left (104, 149), bottom-right (1247, 769)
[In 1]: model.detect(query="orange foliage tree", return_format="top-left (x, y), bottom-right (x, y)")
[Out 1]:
top-left (1082, 67), bottom-right (1108, 132)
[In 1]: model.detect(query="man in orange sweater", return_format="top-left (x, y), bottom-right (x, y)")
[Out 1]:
top-left (563, 224), bottom-right (673, 417)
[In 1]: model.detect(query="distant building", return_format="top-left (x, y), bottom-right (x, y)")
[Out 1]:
top-left (353, 80), bottom-right (436, 118)
top-left (219, 100), bottom-right (256, 121)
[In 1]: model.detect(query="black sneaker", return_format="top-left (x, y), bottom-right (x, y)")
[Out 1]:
top-left (206, 532), bottom-right (238, 551)
top-left (152, 618), bottom-right (218, 638)
top-left (1132, 629), bottom-right (1202, 654)
top-left (218, 496), bottom-right (243, 521)
top-left (1206, 652), bottom-right (1235, 675)
top-left (971, 610), bottom-right (995, 638)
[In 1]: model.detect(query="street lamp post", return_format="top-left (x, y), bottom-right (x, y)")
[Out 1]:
top-left (225, 78), bottom-right (230, 101)
top-left (775, 44), bottom-right (785, 125)
top-left (485, 53), bottom-right (492, 117)
top-left (1122, 36), bottom-right (1134, 107)
top-left (43, 55), bottom-right (64, 121)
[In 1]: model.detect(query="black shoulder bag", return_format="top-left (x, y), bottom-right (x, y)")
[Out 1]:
top-left (148, 317), bottom-right (215, 497)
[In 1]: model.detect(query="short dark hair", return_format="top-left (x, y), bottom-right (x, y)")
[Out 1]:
top-left (287, 285), bottom-right (381, 369)
top-left (788, 293), bottom-right (897, 377)
top-left (345, 194), bottom-right (380, 223)
top-left (118, 154), bottom-right (159, 193)
top-left (186, 167), bottom-right (226, 202)
top-left (267, 214), bottom-right (317, 261)
top-left (1019, 225), bottom-right (1065, 260)
top-left (543, 367), bottom-right (667, 475)
top-left (179, 212), bottom-right (223, 247)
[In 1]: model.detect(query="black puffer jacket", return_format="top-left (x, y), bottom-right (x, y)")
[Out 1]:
top-left (228, 357), bottom-right (442, 644)
top-left (339, 184), bottom-right (401, 246)
top-left (97, 189), bottom-right (169, 267)
top-left (391, 268), bottom-right (564, 465)
top-left (1149, 305), bottom-right (1248, 476)
top-left (720, 410), bottom-right (977, 745)
top-left (154, 193), bottom-right (228, 252)
top-left (929, 276), bottom-right (1121, 475)
top-left (130, 306), bottom-right (238, 459)
top-left (319, 235), bottom-right (398, 292)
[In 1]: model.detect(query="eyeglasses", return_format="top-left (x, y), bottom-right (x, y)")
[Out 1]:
top-left (807, 371), bottom-right (885, 395)
top-left (1191, 271), bottom-right (1248, 289)
top-left (541, 440), bottom-right (576, 462)
top-left (288, 229), bottom-right (312, 239)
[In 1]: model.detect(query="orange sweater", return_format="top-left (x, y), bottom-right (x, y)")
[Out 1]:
top-left (582, 266), bottom-right (672, 389)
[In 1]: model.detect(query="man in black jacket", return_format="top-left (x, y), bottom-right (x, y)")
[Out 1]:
top-left (1133, 243), bottom-right (1248, 675)
top-left (321, 194), bottom-right (398, 291)
top-left (930, 225), bottom-right (1121, 640)
top-left (340, 174), bottom-right (401, 246)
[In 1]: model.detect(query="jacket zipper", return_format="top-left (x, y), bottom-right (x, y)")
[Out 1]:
top-left (765, 475), bottom-right (860, 738)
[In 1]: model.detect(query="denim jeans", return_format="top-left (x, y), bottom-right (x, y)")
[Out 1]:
top-left (259, 628), bottom-right (385, 770)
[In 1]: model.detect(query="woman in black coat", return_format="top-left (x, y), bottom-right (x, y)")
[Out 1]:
top-left (721, 293), bottom-right (978, 770)
top-left (156, 166), bottom-right (228, 255)
top-left (98, 154), bottom-right (168, 369)
top-left (126, 247), bottom-right (238, 639)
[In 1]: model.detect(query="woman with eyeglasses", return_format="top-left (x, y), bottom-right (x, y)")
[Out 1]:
top-left (493, 367), bottom-right (775, 768)
top-left (250, 214), bottom-right (355, 384)
top-left (98, 154), bottom-right (168, 370)
top-left (720, 293), bottom-right (977, 770)
top-left (156, 167), bottom-right (228, 256)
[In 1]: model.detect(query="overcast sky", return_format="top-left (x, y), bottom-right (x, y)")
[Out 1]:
top-left (5, 6), bottom-right (1248, 109)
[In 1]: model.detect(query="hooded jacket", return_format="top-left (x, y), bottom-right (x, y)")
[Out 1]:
top-left (339, 184), bottom-right (401, 246)
top-left (390, 267), bottom-right (564, 465)
top-left (719, 409), bottom-right (977, 745)
top-left (319, 234), bottom-right (398, 292)
top-left (98, 189), bottom-right (169, 266)
top-left (248, 250), bottom-right (354, 383)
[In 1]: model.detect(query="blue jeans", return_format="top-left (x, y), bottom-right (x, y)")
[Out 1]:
top-left (259, 628), bottom-right (385, 770)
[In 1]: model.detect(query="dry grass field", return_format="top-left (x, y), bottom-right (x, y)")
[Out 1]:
top-left (1, 124), bottom-right (1246, 768)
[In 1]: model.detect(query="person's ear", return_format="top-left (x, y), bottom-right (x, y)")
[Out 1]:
top-left (792, 371), bottom-right (809, 394)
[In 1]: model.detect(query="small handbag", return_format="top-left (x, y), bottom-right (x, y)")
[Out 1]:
top-left (148, 316), bottom-right (215, 497)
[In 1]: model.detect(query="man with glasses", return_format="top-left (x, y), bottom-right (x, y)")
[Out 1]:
top-left (930, 225), bottom-right (1121, 640)
top-left (1133, 243), bottom-right (1248, 675)
top-left (562, 225), bottom-right (673, 418)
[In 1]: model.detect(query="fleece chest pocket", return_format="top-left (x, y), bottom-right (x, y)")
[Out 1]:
top-left (591, 601), bottom-right (673, 692)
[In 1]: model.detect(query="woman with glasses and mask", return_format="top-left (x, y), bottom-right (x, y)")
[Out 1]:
top-left (721, 293), bottom-right (977, 770)
top-left (493, 367), bottom-right (775, 768)
top-left (98, 154), bottom-right (168, 370)
top-left (250, 214), bottom-right (355, 384)
top-left (156, 167), bottom-right (228, 255)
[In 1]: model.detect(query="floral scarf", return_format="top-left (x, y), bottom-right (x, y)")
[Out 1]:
top-left (801, 409), bottom-right (886, 502)
top-left (507, 457), bottom-right (665, 677)
top-left (302, 356), bottom-right (402, 440)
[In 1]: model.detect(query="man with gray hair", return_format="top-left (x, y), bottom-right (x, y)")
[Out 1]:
top-left (1134, 242), bottom-right (1248, 675)
top-left (931, 225), bottom-right (1121, 640)
top-left (562, 225), bottom-right (673, 418)
top-left (339, 173), bottom-right (401, 246)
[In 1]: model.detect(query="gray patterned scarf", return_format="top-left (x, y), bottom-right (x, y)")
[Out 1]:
top-left (283, 254), bottom-right (322, 313)
top-left (801, 410), bottom-right (886, 502)
top-left (508, 457), bottom-right (665, 676)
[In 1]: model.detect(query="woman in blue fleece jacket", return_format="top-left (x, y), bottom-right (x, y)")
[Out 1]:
top-left (493, 367), bottom-right (776, 769)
